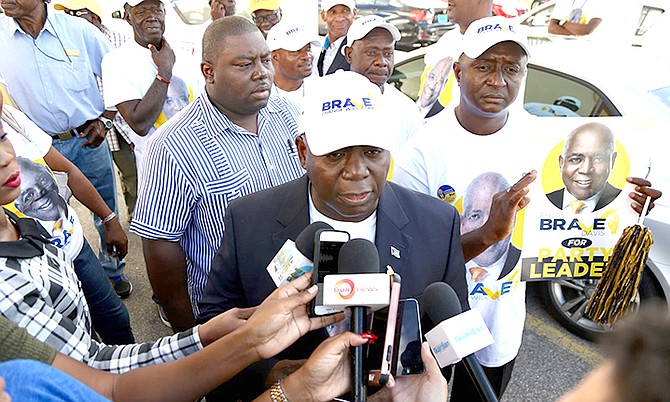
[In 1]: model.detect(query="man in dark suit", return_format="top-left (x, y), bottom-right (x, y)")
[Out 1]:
top-left (547, 122), bottom-right (622, 213)
top-left (197, 71), bottom-right (467, 400)
top-left (317, 0), bottom-right (355, 75)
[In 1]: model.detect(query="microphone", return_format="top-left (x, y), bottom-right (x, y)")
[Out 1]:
top-left (422, 282), bottom-right (498, 402)
top-left (332, 239), bottom-right (387, 402)
top-left (265, 221), bottom-right (333, 287)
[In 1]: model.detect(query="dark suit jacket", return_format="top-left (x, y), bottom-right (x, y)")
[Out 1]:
top-left (197, 175), bottom-right (468, 399)
top-left (317, 37), bottom-right (351, 76)
top-left (546, 182), bottom-right (621, 212)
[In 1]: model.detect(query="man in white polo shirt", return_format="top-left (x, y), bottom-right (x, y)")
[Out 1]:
top-left (266, 20), bottom-right (320, 109)
top-left (344, 15), bottom-right (422, 156)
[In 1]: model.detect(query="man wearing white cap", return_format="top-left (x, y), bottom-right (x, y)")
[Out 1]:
top-left (394, 16), bottom-right (534, 400)
top-left (198, 70), bottom-right (468, 399)
top-left (344, 15), bottom-right (422, 155)
top-left (317, 0), bottom-right (356, 76)
top-left (266, 20), bottom-right (320, 109)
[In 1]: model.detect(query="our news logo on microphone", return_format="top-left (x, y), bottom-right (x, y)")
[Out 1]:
top-left (323, 274), bottom-right (389, 311)
top-left (334, 279), bottom-right (356, 299)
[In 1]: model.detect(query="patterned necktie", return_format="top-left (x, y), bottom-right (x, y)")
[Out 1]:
top-left (570, 200), bottom-right (586, 213)
top-left (469, 267), bottom-right (489, 283)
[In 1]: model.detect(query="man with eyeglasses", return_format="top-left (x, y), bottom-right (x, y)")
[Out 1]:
top-left (0, 0), bottom-right (131, 297)
top-left (250, 0), bottom-right (281, 38)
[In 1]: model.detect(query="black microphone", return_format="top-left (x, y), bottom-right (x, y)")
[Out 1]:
top-left (422, 283), bottom-right (499, 402)
top-left (265, 222), bottom-right (333, 286)
top-left (337, 238), bottom-right (380, 402)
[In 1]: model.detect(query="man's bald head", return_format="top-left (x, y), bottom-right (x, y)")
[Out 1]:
top-left (202, 16), bottom-right (260, 63)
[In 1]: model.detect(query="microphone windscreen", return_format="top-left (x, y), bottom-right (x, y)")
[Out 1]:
top-left (337, 238), bottom-right (380, 274)
top-left (295, 221), bottom-right (334, 258)
top-left (422, 282), bottom-right (463, 324)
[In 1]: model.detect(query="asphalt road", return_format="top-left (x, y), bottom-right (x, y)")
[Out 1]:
top-left (75, 192), bottom-right (603, 402)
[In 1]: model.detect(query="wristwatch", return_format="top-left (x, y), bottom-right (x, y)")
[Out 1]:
top-left (98, 116), bottom-right (114, 131)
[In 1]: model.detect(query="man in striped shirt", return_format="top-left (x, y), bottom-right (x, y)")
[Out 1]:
top-left (130, 16), bottom-right (304, 331)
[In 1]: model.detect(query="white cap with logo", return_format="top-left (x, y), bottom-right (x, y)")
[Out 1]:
top-left (300, 71), bottom-right (394, 156)
top-left (321, 0), bottom-right (356, 12)
top-left (267, 20), bottom-right (320, 52)
top-left (461, 16), bottom-right (530, 59)
top-left (344, 15), bottom-right (401, 52)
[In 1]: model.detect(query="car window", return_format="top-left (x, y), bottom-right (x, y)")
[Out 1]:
top-left (521, 4), bottom-right (554, 27)
top-left (636, 6), bottom-right (664, 36)
top-left (523, 65), bottom-right (621, 117)
top-left (650, 86), bottom-right (670, 109)
top-left (389, 55), bottom-right (424, 101)
top-left (171, 0), bottom-right (210, 25)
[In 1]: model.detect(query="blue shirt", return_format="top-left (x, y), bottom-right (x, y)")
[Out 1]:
top-left (0, 9), bottom-right (111, 135)
top-left (130, 93), bottom-right (305, 312)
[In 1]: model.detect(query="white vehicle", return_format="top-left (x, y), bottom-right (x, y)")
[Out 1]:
top-left (390, 42), bottom-right (670, 340)
top-left (516, 0), bottom-right (668, 49)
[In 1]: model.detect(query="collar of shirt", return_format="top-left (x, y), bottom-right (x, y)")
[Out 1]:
top-left (199, 91), bottom-right (285, 137)
top-left (1, 8), bottom-right (57, 39)
top-left (465, 245), bottom-right (509, 284)
top-left (562, 188), bottom-right (601, 213)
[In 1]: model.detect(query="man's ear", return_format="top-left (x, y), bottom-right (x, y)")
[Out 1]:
top-left (344, 46), bottom-right (353, 64)
top-left (320, 10), bottom-right (326, 22)
top-left (271, 50), bottom-right (280, 63)
top-left (123, 6), bottom-right (131, 25)
top-left (453, 61), bottom-right (462, 85)
top-left (558, 154), bottom-right (564, 169)
top-left (610, 152), bottom-right (618, 168)
top-left (296, 135), bottom-right (308, 169)
top-left (201, 61), bottom-right (214, 83)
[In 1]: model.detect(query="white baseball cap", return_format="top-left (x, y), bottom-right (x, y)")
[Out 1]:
top-left (344, 15), bottom-right (401, 52)
top-left (300, 71), bottom-right (394, 156)
top-left (461, 16), bottom-right (530, 59)
top-left (267, 21), bottom-right (320, 52)
top-left (321, 0), bottom-right (356, 12)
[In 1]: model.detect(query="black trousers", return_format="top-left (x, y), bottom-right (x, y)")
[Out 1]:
top-left (449, 358), bottom-right (516, 401)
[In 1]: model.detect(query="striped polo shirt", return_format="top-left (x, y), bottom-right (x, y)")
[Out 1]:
top-left (130, 93), bottom-right (305, 312)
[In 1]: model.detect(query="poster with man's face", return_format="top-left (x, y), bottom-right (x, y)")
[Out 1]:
top-left (520, 117), bottom-right (654, 282)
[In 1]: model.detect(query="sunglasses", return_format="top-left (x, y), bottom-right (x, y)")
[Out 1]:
top-left (252, 10), bottom-right (280, 24)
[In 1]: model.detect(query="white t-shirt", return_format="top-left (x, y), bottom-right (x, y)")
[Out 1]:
top-left (550, 0), bottom-right (608, 38)
top-left (382, 83), bottom-right (422, 155)
top-left (3, 106), bottom-right (84, 262)
top-left (101, 40), bottom-right (194, 178)
top-left (393, 106), bottom-right (536, 367)
top-left (272, 76), bottom-right (314, 112)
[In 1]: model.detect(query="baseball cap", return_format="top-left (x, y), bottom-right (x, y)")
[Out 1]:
top-left (267, 21), bottom-right (320, 52)
top-left (344, 15), bottom-right (401, 52)
top-left (53, 0), bottom-right (102, 17)
top-left (321, 0), bottom-right (356, 13)
top-left (461, 16), bottom-right (530, 59)
top-left (125, 0), bottom-right (163, 7)
top-left (300, 71), bottom-right (394, 156)
top-left (250, 0), bottom-right (281, 13)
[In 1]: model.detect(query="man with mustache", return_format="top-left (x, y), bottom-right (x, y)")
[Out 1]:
top-left (344, 15), bottom-right (422, 156)
top-left (130, 16), bottom-right (304, 332)
top-left (266, 20), bottom-right (319, 110)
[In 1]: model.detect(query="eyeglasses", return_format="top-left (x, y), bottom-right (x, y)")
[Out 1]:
top-left (65, 9), bottom-right (91, 17)
top-left (252, 10), bottom-right (280, 24)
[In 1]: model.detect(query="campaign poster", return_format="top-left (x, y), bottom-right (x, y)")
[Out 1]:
top-left (520, 117), bottom-right (654, 282)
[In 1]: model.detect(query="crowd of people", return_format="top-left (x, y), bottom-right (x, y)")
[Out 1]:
top-left (0, 0), bottom-right (665, 401)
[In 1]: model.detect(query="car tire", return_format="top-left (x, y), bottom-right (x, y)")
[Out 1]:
top-left (539, 269), bottom-right (664, 342)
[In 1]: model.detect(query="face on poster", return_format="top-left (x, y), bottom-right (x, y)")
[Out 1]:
top-left (520, 117), bottom-right (654, 282)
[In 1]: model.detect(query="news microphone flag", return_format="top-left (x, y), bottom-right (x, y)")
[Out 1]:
top-left (266, 222), bottom-right (333, 287)
top-left (424, 308), bottom-right (494, 367)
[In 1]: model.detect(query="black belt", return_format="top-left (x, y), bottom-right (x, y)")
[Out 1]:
top-left (51, 121), bottom-right (91, 140)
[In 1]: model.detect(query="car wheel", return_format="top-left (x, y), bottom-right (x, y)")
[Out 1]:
top-left (539, 269), bottom-right (663, 341)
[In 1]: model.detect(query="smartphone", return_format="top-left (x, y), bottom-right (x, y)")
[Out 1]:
top-left (368, 273), bottom-right (402, 386)
top-left (366, 298), bottom-right (424, 385)
top-left (310, 229), bottom-right (350, 316)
